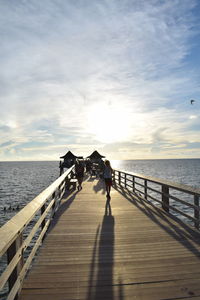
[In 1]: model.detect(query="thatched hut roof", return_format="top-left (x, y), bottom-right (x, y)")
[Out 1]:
top-left (60, 151), bottom-right (83, 159)
top-left (87, 150), bottom-right (105, 159)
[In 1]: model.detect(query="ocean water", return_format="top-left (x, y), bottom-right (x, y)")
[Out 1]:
top-left (0, 161), bottom-right (59, 227)
top-left (0, 159), bottom-right (200, 227)
top-left (111, 159), bottom-right (200, 188)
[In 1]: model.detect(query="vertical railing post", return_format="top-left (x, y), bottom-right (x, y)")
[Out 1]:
top-left (144, 180), bottom-right (147, 200)
top-left (132, 175), bottom-right (135, 193)
top-left (41, 204), bottom-right (46, 230)
top-left (41, 204), bottom-right (46, 242)
top-left (113, 170), bottom-right (116, 186)
top-left (7, 234), bottom-right (24, 299)
top-left (59, 161), bottom-right (63, 176)
top-left (50, 192), bottom-right (56, 219)
top-left (119, 171), bottom-right (121, 185)
top-left (162, 185), bottom-right (169, 212)
top-left (194, 195), bottom-right (199, 230)
top-left (125, 173), bottom-right (127, 188)
top-left (65, 176), bottom-right (70, 190)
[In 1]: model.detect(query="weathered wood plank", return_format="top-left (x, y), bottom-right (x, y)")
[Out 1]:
top-left (19, 179), bottom-right (200, 300)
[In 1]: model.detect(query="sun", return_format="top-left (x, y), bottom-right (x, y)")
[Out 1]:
top-left (86, 102), bottom-right (132, 143)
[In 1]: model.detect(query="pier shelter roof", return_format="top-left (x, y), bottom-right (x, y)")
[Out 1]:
top-left (87, 150), bottom-right (105, 159)
top-left (60, 150), bottom-right (83, 159)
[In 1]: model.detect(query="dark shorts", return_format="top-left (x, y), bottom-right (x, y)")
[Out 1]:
top-left (104, 178), bottom-right (112, 186)
top-left (76, 172), bottom-right (84, 178)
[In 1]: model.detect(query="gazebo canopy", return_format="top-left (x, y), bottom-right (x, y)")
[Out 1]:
top-left (60, 151), bottom-right (83, 159)
top-left (87, 150), bottom-right (105, 159)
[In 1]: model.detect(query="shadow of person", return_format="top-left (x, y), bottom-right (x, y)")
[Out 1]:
top-left (105, 198), bottom-right (112, 216)
top-left (93, 178), bottom-right (106, 195)
top-left (87, 214), bottom-right (115, 300)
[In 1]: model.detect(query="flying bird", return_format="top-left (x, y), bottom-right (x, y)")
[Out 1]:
top-left (190, 99), bottom-right (195, 105)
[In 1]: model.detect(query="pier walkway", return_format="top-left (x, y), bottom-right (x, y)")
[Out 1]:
top-left (19, 178), bottom-right (200, 300)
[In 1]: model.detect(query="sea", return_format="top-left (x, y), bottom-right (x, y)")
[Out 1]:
top-left (0, 159), bottom-right (200, 228)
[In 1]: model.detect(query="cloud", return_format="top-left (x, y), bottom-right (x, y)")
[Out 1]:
top-left (0, 0), bottom-right (200, 160)
top-left (0, 140), bottom-right (15, 148)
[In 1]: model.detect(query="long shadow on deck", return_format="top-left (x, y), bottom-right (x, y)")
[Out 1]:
top-left (114, 184), bottom-right (200, 258)
top-left (87, 203), bottom-right (115, 300)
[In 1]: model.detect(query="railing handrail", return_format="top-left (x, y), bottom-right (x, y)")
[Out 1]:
top-left (114, 168), bottom-right (200, 196)
top-left (0, 166), bottom-right (73, 257)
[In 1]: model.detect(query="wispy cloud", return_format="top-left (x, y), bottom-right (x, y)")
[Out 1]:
top-left (0, 0), bottom-right (200, 160)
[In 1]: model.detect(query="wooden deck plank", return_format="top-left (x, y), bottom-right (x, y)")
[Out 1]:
top-left (19, 178), bottom-right (200, 300)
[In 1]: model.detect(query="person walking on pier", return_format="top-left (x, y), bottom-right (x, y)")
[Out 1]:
top-left (103, 160), bottom-right (113, 199)
top-left (75, 159), bottom-right (84, 190)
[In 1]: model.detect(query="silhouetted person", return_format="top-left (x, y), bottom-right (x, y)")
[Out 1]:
top-left (103, 160), bottom-right (113, 199)
top-left (75, 159), bottom-right (84, 190)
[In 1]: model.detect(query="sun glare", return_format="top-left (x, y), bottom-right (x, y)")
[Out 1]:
top-left (87, 103), bottom-right (132, 143)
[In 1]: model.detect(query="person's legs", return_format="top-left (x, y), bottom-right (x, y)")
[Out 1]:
top-left (107, 184), bottom-right (111, 198)
top-left (105, 180), bottom-right (108, 196)
top-left (109, 185), bottom-right (111, 194)
top-left (77, 177), bottom-right (81, 190)
top-left (79, 177), bottom-right (83, 189)
top-left (105, 179), bottom-right (112, 197)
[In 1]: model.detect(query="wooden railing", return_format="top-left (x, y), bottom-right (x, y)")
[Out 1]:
top-left (0, 166), bottom-right (75, 300)
top-left (113, 169), bottom-right (200, 230)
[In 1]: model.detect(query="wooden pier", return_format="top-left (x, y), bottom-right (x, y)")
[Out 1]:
top-left (1, 167), bottom-right (200, 300)
top-left (19, 179), bottom-right (200, 300)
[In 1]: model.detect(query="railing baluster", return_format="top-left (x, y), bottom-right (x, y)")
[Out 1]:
top-left (162, 185), bottom-right (169, 212)
top-left (41, 204), bottom-right (46, 230)
top-left (41, 204), bottom-right (46, 242)
top-left (119, 171), bottom-right (121, 185)
top-left (7, 234), bottom-right (23, 300)
top-left (144, 179), bottom-right (147, 200)
top-left (113, 170), bottom-right (116, 186)
top-left (132, 175), bottom-right (135, 192)
top-left (51, 192), bottom-right (56, 217)
top-left (194, 195), bottom-right (199, 229)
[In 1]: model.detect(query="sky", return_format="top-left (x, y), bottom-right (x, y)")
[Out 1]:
top-left (0, 0), bottom-right (200, 161)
